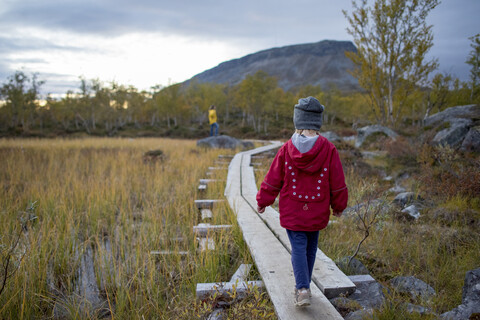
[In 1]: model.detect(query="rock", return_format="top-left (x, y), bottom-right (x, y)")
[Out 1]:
top-left (393, 192), bottom-right (416, 207)
top-left (320, 131), bottom-right (341, 142)
top-left (361, 150), bottom-right (387, 159)
top-left (347, 280), bottom-right (386, 309)
top-left (404, 302), bottom-right (433, 315)
top-left (442, 268), bottom-right (480, 319)
top-left (460, 126), bottom-right (480, 152)
top-left (390, 276), bottom-right (436, 301)
top-left (329, 297), bottom-right (362, 315)
top-left (432, 118), bottom-right (473, 148)
top-left (388, 185), bottom-right (407, 194)
top-left (343, 198), bottom-right (391, 217)
top-left (344, 309), bottom-right (373, 320)
top-left (462, 268), bottom-right (480, 304)
top-left (355, 125), bottom-right (399, 148)
top-left (401, 205), bottom-right (421, 220)
top-left (196, 135), bottom-right (254, 150)
top-left (424, 105), bottom-right (480, 127)
top-left (337, 257), bottom-right (370, 275)
top-left (343, 135), bottom-right (356, 142)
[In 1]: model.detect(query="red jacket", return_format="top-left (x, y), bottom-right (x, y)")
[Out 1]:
top-left (256, 136), bottom-right (348, 231)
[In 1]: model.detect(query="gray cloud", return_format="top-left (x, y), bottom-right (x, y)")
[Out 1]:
top-left (0, 36), bottom-right (83, 54)
top-left (0, 0), bottom-right (352, 41)
top-left (0, 0), bottom-right (479, 95)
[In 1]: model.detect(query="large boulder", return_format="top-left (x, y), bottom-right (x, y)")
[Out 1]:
top-left (424, 105), bottom-right (480, 150)
top-left (460, 126), bottom-right (480, 152)
top-left (432, 119), bottom-right (473, 148)
top-left (196, 135), bottom-right (254, 150)
top-left (390, 276), bottom-right (436, 301)
top-left (347, 280), bottom-right (386, 309)
top-left (441, 268), bottom-right (480, 320)
top-left (355, 125), bottom-right (399, 148)
top-left (424, 105), bottom-right (480, 127)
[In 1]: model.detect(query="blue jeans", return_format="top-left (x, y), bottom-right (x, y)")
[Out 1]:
top-left (210, 122), bottom-right (219, 136)
top-left (286, 229), bottom-right (319, 289)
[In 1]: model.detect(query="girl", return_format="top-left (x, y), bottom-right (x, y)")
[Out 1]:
top-left (256, 96), bottom-right (348, 307)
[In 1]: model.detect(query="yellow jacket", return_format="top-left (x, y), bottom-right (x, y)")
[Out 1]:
top-left (208, 109), bottom-right (217, 125)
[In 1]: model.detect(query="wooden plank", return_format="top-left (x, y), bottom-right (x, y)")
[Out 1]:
top-left (214, 160), bottom-right (230, 165)
top-left (198, 184), bottom-right (207, 192)
top-left (200, 209), bottom-right (213, 220)
top-left (193, 223), bottom-right (232, 236)
top-left (199, 179), bottom-right (219, 185)
top-left (230, 264), bottom-right (253, 282)
top-left (348, 275), bottom-right (376, 285)
top-left (194, 199), bottom-right (224, 209)
top-left (198, 237), bottom-right (215, 251)
top-left (218, 155), bottom-right (234, 159)
top-left (196, 281), bottom-right (265, 300)
top-left (150, 250), bottom-right (189, 255)
top-left (208, 166), bottom-right (226, 170)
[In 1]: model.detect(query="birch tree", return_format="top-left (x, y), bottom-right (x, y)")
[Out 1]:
top-left (343, 0), bottom-right (439, 126)
top-left (466, 34), bottom-right (480, 102)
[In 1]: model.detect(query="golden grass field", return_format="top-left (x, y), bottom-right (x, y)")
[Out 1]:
top-left (0, 138), bottom-right (275, 319)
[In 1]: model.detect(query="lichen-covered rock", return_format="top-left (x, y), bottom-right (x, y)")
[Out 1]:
top-left (401, 205), bottom-right (421, 220)
top-left (460, 126), bottom-right (480, 153)
top-left (347, 280), bottom-right (386, 309)
top-left (355, 125), bottom-right (399, 148)
top-left (390, 276), bottom-right (436, 301)
top-left (432, 119), bottom-right (472, 148)
top-left (424, 105), bottom-right (480, 127)
top-left (344, 309), bottom-right (373, 320)
top-left (337, 257), bottom-right (370, 275)
top-left (393, 192), bottom-right (416, 207)
top-left (441, 268), bottom-right (480, 319)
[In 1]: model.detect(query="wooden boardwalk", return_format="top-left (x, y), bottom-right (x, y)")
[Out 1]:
top-left (224, 141), bottom-right (355, 320)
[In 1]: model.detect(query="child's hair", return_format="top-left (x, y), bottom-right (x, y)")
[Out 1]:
top-left (210, 105), bottom-right (216, 110)
top-left (295, 129), bottom-right (319, 135)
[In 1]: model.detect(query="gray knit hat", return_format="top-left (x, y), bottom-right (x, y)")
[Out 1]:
top-left (293, 96), bottom-right (324, 130)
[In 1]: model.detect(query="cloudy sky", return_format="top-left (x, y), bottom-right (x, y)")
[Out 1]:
top-left (1, 0), bottom-right (479, 96)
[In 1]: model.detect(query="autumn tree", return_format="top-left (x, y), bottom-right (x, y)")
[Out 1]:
top-left (466, 33), bottom-right (480, 102)
top-left (234, 70), bottom-right (279, 133)
top-left (422, 73), bottom-right (453, 121)
top-left (0, 71), bottom-right (44, 132)
top-left (343, 0), bottom-right (439, 126)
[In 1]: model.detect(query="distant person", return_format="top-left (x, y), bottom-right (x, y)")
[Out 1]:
top-left (256, 96), bottom-right (348, 307)
top-left (208, 105), bottom-right (219, 137)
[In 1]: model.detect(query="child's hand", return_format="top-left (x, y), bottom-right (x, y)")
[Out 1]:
top-left (257, 206), bottom-right (265, 214)
top-left (332, 210), bottom-right (343, 217)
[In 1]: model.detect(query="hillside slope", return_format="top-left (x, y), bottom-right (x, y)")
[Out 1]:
top-left (187, 40), bottom-right (359, 91)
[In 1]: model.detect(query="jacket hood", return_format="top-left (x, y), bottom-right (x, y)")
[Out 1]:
top-left (287, 135), bottom-right (331, 173)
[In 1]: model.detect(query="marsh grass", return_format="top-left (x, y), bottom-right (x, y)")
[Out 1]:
top-left (0, 138), bottom-right (265, 319)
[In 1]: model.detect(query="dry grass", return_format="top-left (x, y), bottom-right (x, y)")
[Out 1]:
top-left (0, 138), bottom-right (271, 319)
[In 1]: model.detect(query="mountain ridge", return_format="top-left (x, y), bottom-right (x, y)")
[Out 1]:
top-left (186, 40), bottom-right (359, 91)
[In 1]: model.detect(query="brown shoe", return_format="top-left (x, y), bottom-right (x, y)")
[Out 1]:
top-left (294, 288), bottom-right (311, 307)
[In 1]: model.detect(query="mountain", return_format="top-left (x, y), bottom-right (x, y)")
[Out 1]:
top-left (186, 40), bottom-right (359, 91)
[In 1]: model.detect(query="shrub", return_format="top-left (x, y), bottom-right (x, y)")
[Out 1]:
top-left (417, 144), bottom-right (480, 199)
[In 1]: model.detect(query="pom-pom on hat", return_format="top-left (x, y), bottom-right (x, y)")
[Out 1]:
top-left (293, 96), bottom-right (324, 130)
